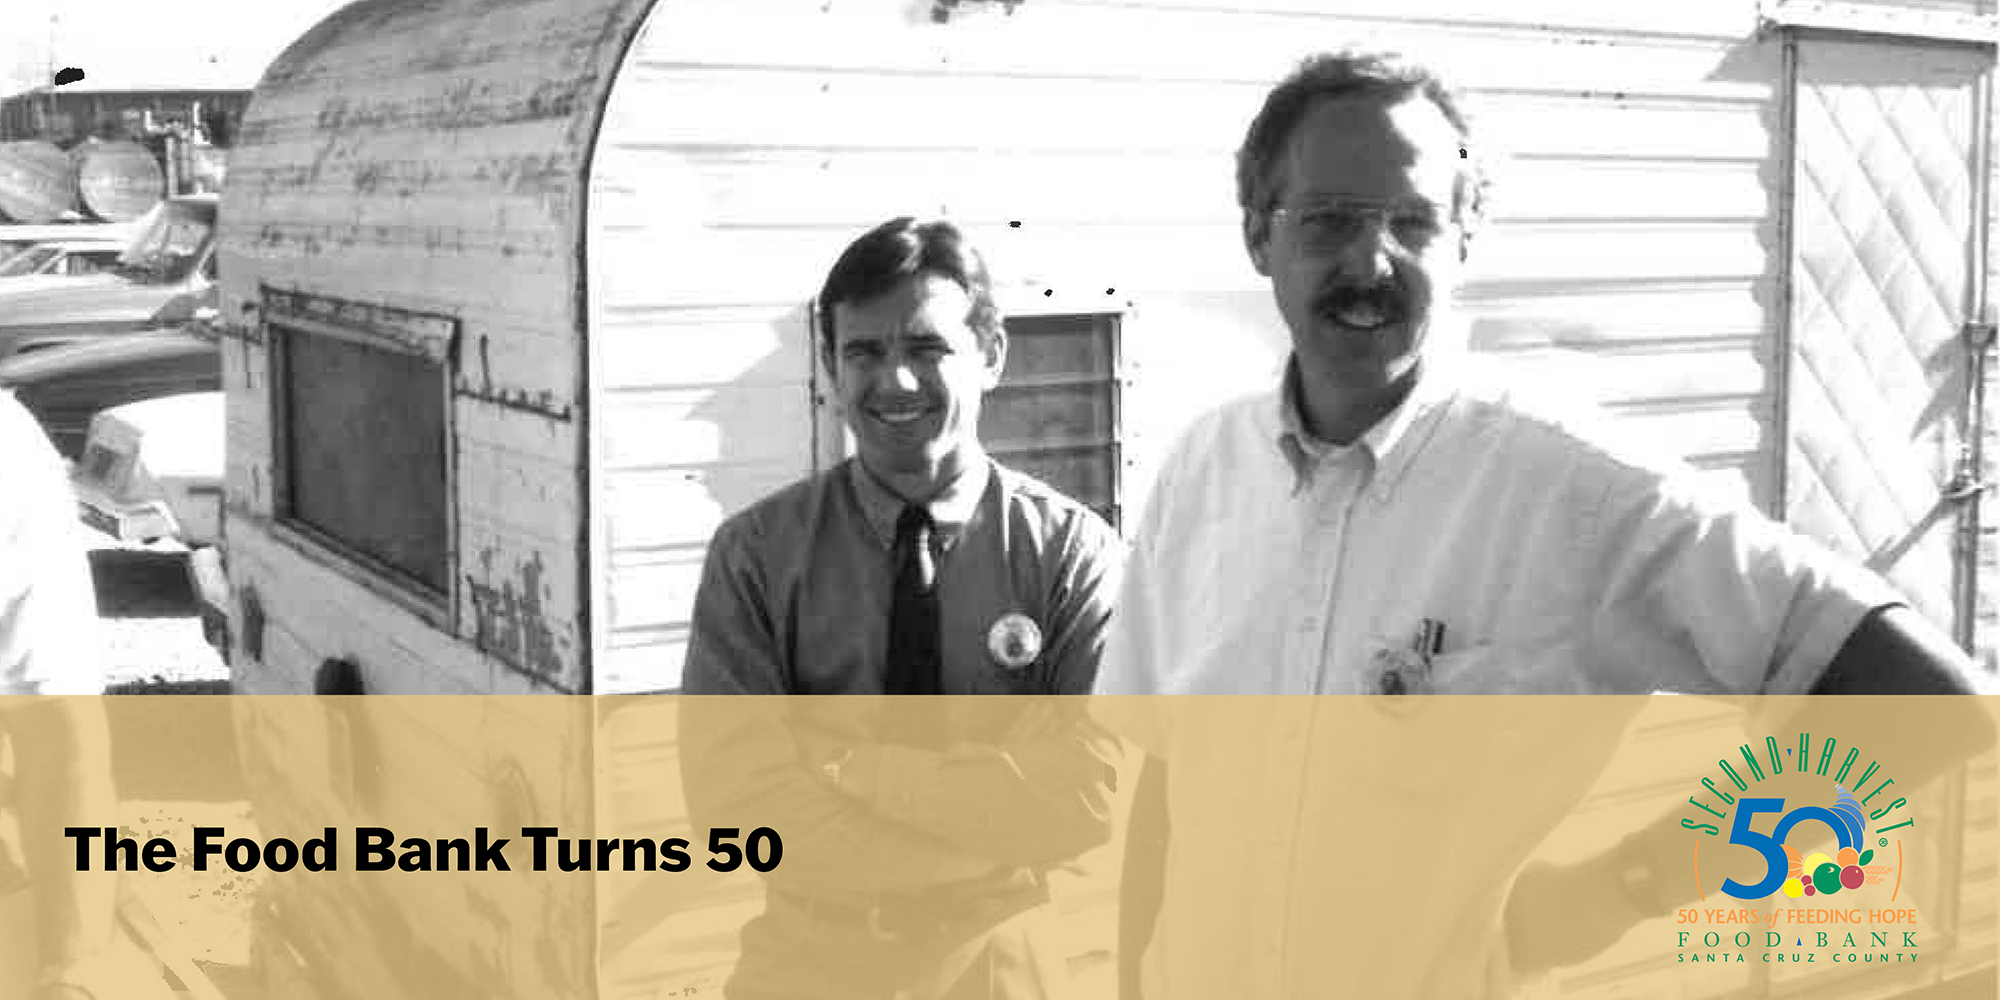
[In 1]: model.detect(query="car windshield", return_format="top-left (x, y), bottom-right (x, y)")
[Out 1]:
top-left (115, 199), bottom-right (217, 284)
top-left (0, 244), bottom-right (62, 277)
top-left (71, 249), bottom-right (122, 275)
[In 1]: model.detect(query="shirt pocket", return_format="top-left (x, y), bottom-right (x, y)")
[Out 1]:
top-left (1364, 609), bottom-right (1589, 694)
top-left (1425, 637), bottom-right (1600, 694)
top-left (1421, 606), bottom-right (1715, 695)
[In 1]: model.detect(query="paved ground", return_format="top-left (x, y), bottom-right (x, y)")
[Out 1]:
top-left (87, 544), bottom-right (230, 694)
top-left (79, 542), bottom-right (248, 996)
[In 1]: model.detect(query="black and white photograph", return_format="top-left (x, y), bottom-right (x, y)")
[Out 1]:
top-left (1, 0), bottom-right (1997, 997)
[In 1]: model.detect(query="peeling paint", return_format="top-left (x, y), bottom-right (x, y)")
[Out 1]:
top-left (287, 87), bottom-right (593, 137)
top-left (239, 585), bottom-right (266, 662)
top-left (214, 0), bottom-right (644, 995)
top-left (453, 381), bottom-right (574, 421)
top-left (468, 547), bottom-right (566, 678)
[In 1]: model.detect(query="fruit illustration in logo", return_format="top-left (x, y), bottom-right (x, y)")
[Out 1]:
top-left (1836, 847), bottom-right (1865, 890)
top-left (1775, 790), bottom-right (1875, 899)
top-left (1711, 776), bottom-right (1900, 903)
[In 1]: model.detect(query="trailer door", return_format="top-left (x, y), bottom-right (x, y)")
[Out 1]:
top-left (1780, 28), bottom-right (1994, 648)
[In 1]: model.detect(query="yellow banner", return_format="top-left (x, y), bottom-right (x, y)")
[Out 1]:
top-left (0, 695), bottom-right (1991, 999)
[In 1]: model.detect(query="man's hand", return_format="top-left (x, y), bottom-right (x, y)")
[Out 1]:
top-left (998, 699), bottom-right (1074, 745)
top-left (787, 722), bottom-right (1001, 883)
top-left (996, 698), bottom-right (1118, 778)
top-left (797, 701), bottom-right (1113, 803)
top-left (791, 722), bottom-right (896, 812)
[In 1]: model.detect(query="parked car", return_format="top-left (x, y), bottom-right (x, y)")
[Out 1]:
top-left (68, 385), bottom-right (232, 659)
top-left (70, 390), bottom-right (223, 549)
top-left (0, 321), bottom-right (221, 459)
top-left (0, 221), bottom-right (136, 258)
top-left (0, 194), bottom-right (217, 357)
top-left (0, 237), bottom-right (129, 279)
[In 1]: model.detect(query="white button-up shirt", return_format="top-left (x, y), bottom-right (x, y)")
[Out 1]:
top-left (1089, 360), bottom-right (1908, 999)
top-left (1096, 360), bottom-right (1899, 704)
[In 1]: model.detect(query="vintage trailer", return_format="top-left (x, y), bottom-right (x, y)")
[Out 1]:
top-left (216, 0), bottom-right (1998, 996)
top-left (219, 0), bottom-right (2000, 696)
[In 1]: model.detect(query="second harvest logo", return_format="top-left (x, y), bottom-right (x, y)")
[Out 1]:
top-left (1675, 732), bottom-right (1922, 967)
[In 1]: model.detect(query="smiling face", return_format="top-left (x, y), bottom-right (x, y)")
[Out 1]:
top-left (1246, 92), bottom-right (1468, 401)
top-left (828, 272), bottom-right (1005, 493)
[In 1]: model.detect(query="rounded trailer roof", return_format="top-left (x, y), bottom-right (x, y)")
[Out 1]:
top-left (216, 0), bottom-right (661, 693)
top-left (218, 0), bottom-right (657, 330)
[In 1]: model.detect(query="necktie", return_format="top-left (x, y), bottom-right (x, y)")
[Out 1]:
top-left (885, 504), bottom-right (942, 696)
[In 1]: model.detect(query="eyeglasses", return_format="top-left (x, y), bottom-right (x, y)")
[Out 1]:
top-left (1269, 198), bottom-right (1449, 254)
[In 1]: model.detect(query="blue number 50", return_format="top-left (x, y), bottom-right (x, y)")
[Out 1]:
top-left (1721, 797), bottom-right (1857, 899)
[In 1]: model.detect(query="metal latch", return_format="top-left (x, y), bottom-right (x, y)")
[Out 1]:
top-left (1964, 320), bottom-right (1998, 352)
top-left (1942, 472), bottom-right (1990, 507)
top-left (1948, 319), bottom-right (1996, 509)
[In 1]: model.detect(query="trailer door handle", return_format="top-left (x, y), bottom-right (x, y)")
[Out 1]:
top-left (1942, 474), bottom-right (1990, 507)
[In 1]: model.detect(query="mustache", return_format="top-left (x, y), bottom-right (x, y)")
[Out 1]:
top-left (1312, 280), bottom-right (1405, 316)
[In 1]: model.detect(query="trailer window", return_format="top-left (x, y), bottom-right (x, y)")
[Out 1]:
top-left (267, 293), bottom-right (456, 605)
top-left (979, 311), bottom-right (1124, 529)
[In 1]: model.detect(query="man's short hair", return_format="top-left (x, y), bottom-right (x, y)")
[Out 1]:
top-left (1236, 49), bottom-right (1490, 230)
top-left (815, 217), bottom-right (1003, 362)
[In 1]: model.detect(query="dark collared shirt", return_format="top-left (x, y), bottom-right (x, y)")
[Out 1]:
top-left (683, 456), bottom-right (1121, 697)
top-left (679, 454), bottom-right (1124, 908)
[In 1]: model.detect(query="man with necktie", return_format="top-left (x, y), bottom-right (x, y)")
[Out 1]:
top-left (680, 217), bottom-right (1125, 999)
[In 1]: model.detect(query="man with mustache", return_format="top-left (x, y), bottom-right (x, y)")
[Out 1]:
top-left (1091, 49), bottom-right (1985, 998)
top-left (680, 217), bottom-right (1122, 999)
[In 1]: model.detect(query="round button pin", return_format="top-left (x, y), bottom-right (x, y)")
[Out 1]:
top-left (986, 613), bottom-right (1042, 670)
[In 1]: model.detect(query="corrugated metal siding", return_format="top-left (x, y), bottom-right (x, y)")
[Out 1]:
top-left (587, 0), bottom-right (1794, 694)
